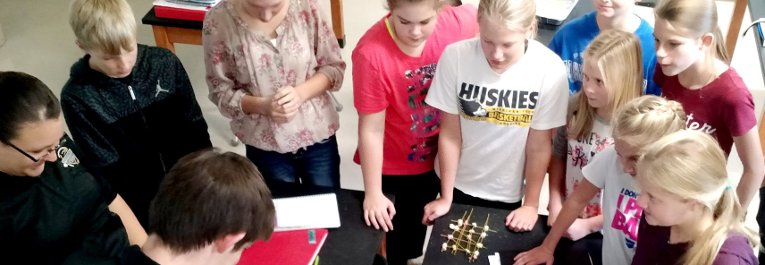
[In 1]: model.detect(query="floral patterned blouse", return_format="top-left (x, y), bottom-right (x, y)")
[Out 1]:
top-left (203, 0), bottom-right (345, 153)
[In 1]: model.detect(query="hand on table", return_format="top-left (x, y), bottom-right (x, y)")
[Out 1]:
top-left (506, 206), bottom-right (538, 232)
top-left (513, 245), bottom-right (554, 265)
top-left (363, 192), bottom-right (396, 232)
top-left (422, 197), bottom-right (451, 225)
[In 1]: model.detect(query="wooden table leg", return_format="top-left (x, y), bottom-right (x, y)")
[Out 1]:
top-left (379, 233), bottom-right (387, 258)
top-left (151, 25), bottom-right (176, 53)
top-left (725, 0), bottom-right (748, 59)
top-left (330, 0), bottom-right (345, 48)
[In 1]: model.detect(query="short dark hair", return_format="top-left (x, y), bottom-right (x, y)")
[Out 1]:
top-left (148, 149), bottom-right (275, 253)
top-left (0, 72), bottom-right (61, 142)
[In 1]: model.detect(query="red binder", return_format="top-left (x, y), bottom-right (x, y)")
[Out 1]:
top-left (153, 5), bottom-right (208, 21)
top-left (237, 229), bottom-right (329, 265)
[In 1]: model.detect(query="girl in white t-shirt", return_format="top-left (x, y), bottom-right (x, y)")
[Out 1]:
top-left (423, 0), bottom-right (568, 232)
top-left (514, 95), bottom-right (686, 265)
top-left (546, 29), bottom-right (643, 264)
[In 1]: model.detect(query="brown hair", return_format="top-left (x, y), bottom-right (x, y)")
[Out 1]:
top-left (148, 149), bottom-right (275, 253)
top-left (0, 71), bottom-right (61, 142)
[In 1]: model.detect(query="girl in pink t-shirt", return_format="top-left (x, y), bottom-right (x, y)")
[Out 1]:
top-left (352, 0), bottom-right (477, 264)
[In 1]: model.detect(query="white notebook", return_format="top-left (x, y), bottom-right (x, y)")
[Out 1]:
top-left (535, 0), bottom-right (579, 25)
top-left (273, 193), bottom-right (341, 231)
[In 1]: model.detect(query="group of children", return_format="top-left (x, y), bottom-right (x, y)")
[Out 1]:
top-left (356, 0), bottom-right (764, 265)
top-left (2, 0), bottom-right (764, 264)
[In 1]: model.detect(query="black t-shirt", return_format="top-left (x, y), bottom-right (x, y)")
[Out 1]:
top-left (120, 246), bottom-right (159, 265)
top-left (0, 135), bottom-right (129, 265)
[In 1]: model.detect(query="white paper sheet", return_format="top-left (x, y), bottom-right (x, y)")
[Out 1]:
top-left (273, 193), bottom-right (341, 231)
top-left (488, 252), bottom-right (501, 265)
top-left (535, 0), bottom-right (579, 25)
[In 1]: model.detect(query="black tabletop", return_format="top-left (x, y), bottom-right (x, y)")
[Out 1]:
top-left (423, 203), bottom-right (549, 265)
top-left (141, 7), bottom-right (203, 30)
top-left (267, 181), bottom-right (386, 265)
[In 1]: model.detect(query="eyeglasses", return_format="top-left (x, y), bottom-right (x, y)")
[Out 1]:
top-left (2, 140), bottom-right (59, 163)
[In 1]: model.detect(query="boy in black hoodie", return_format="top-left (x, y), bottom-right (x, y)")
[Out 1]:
top-left (61, 0), bottom-right (212, 226)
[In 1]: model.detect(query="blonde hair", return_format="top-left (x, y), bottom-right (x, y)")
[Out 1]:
top-left (637, 130), bottom-right (760, 265)
top-left (385, 0), bottom-right (442, 10)
top-left (569, 30), bottom-right (643, 140)
top-left (654, 0), bottom-right (729, 64)
top-left (611, 95), bottom-right (686, 147)
top-left (477, 0), bottom-right (536, 38)
top-left (69, 0), bottom-right (136, 55)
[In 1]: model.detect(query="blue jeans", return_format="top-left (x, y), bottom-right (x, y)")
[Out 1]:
top-left (245, 135), bottom-right (340, 188)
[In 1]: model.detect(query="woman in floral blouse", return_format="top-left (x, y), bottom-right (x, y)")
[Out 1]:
top-left (203, 0), bottom-right (346, 188)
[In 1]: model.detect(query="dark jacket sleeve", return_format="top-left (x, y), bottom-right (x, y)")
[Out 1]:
top-left (60, 92), bottom-right (120, 202)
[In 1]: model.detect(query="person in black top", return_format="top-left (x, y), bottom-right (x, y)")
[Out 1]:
top-left (0, 71), bottom-right (146, 264)
top-left (121, 149), bottom-right (275, 265)
top-left (62, 0), bottom-right (213, 226)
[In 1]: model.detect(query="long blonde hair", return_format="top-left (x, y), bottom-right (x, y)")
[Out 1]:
top-left (569, 29), bottom-right (643, 140)
top-left (637, 130), bottom-right (760, 265)
top-left (654, 0), bottom-right (729, 64)
top-left (477, 0), bottom-right (536, 38)
top-left (611, 95), bottom-right (686, 147)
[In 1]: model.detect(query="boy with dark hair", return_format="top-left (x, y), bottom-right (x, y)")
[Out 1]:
top-left (121, 149), bottom-right (275, 265)
top-left (61, 0), bottom-right (212, 226)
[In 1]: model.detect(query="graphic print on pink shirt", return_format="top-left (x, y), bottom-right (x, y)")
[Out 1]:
top-left (612, 187), bottom-right (642, 249)
top-left (406, 63), bottom-right (440, 163)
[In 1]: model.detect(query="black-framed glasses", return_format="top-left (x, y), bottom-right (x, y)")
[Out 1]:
top-left (2, 140), bottom-right (59, 163)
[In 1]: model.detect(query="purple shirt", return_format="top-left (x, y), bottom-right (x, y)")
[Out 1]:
top-left (632, 216), bottom-right (757, 265)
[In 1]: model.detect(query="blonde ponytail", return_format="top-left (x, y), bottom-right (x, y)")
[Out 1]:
top-left (684, 188), bottom-right (752, 264)
top-left (712, 26), bottom-right (730, 64)
top-left (638, 131), bottom-right (760, 265)
top-left (655, 0), bottom-right (729, 64)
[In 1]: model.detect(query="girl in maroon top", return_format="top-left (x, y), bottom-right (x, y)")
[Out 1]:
top-left (653, 0), bottom-right (763, 210)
